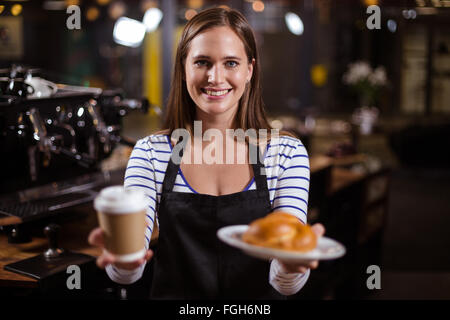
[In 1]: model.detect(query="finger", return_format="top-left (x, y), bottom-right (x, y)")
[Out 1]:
top-left (279, 262), bottom-right (294, 273)
top-left (281, 263), bottom-right (309, 274)
top-left (297, 267), bottom-right (309, 274)
top-left (96, 252), bottom-right (115, 269)
top-left (311, 223), bottom-right (325, 237)
top-left (299, 261), bottom-right (319, 269)
top-left (309, 260), bottom-right (319, 269)
top-left (281, 262), bottom-right (302, 274)
top-left (144, 250), bottom-right (154, 261)
top-left (88, 228), bottom-right (105, 247)
top-left (283, 266), bottom-right (298, 273)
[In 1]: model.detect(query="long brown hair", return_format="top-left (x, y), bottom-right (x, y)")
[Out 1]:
top-left (158, 7), bottom-right (294, 142)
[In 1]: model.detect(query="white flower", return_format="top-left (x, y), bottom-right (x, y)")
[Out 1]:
top-left (343, 61), bottom-right (372, 85)
top-left (368, 66), bottom-right (387, 86)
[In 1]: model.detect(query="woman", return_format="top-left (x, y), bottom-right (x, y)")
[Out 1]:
top-left (89, 7), bottom-right (325, 299)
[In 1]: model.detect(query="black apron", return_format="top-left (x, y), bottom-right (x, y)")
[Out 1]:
top-left (150, 138), bottom-right (284, 300)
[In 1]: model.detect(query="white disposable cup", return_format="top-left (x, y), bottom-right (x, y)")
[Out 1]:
top-left (94, 186), bottom-right (148, 263)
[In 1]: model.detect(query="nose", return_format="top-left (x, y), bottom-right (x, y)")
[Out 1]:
top-left (207, 64), bottom-right (224, 84)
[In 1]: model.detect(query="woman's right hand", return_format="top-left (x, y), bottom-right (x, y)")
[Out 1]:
top-left (88, 227), bottom-right (153, 270)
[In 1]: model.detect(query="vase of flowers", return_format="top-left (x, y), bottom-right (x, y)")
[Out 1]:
top-left (343, 61), bottom-right (387, 135)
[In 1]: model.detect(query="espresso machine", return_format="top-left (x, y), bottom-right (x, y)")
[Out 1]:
top-left (0, 65), bottom-right (151, 282)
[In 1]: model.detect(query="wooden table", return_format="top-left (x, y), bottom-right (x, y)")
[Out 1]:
top-left (0, 205), bottom-right (161, 290)
top-left (310, 155), bottom-right (333, 173)
top-left (0, 206), bottom-right (102, 288)
top-left (328, 154), bottom-right (368, 194)
top-left (330, 167), bottom-right (365, 194)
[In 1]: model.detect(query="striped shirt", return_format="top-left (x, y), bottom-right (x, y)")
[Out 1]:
top-left (106, 134), bottom-right (311, 295)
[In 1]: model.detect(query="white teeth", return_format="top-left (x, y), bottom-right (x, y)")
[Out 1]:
top-left (205, 89), bottom-right (229, 96)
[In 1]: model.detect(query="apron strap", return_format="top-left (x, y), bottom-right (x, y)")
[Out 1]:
top-left (162, 136), bottom-right (185, 194)
top-left (249, 144), bottom-right (268, 192)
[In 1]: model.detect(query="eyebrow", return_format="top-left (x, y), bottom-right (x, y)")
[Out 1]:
top-left (192, 55), bottom-right (242, 61)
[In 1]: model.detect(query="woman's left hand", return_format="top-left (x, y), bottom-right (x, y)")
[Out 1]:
top-left (278, 223), bottom-right (326, 274)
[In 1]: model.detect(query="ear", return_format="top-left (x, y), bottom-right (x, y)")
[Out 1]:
top-left (247, 58), bottom-right (255, 83)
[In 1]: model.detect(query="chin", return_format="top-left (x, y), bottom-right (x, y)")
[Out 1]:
top-left (198, 102), bottom-right (237, 116)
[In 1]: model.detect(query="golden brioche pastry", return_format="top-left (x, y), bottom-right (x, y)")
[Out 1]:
top-left (242, 211), bottom-right (317, 252)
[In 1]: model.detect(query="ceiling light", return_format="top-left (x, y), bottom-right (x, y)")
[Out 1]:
top-left (252, 1), bottom-right (265, 12)
top-left (113, 17), bottom-right (146, 47)
top-left (188, 0), bottom-right (203, 9)
top-left (96, 0), bottom-right (111, 5)
top-left (387, 19), bottom-right (397, 32)
top-left (185, 9), bottom-right (197, 21)
top-left (285, 12), bottom-right (304, 36)
top-left (143, 7), bottom-right (163, 32)
top-left (86, 6), bottom-right (100, 21)
top-left (109, 1), bottom-right (126, 20)
top-left (11, 4), bottom-right (22, 16)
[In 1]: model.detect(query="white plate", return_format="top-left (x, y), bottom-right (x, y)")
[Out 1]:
top-left (217, 225), bottom-right (346, 264)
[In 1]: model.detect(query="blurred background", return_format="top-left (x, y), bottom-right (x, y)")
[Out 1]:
top-left (0, 0), bottom-right (449, 300)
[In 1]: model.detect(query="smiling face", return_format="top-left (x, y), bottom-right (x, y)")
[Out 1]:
top-left (184, 26), bottom-right (253, 123)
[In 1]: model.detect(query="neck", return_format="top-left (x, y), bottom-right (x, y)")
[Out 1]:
top-left (193, 107), bottom-right (239, 141)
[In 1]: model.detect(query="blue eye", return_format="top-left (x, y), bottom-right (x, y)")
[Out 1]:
top-left (226, 61), bottom-right (238, 68)
top-left (194, 60), bottom-right (208, 67)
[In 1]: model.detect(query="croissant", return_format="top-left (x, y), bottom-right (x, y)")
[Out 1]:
top-left (242, 212), bottom-right (317, 252)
